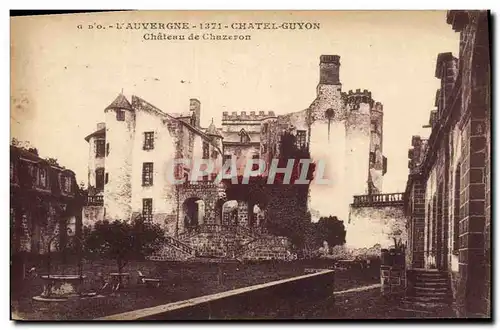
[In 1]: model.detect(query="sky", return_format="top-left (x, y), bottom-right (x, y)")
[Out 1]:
top-left (10, 10), bottom-right (459, 193)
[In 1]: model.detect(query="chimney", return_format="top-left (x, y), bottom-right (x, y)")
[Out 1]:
top-left (319, 55), bottom-right (341, 85)
top-left (189, 99), bottom-right (201, 127)
top-left (97, 122), bottom-right (106, 130)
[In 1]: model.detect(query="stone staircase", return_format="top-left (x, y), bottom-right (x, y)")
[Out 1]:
top-left (147, 235), bottom-right (195, 261)
top-left (400, 269), bottom-right (455, 317)
top-left (148, 225), bottom-right (292, 262)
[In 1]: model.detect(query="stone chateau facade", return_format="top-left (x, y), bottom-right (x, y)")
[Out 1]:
top-left (83, 54), bottom-right (390, 259)
top-left (404, 11), bottom-right (491, 317)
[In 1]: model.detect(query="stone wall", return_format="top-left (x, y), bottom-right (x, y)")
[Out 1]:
top-left (129, 99), bottom-right (178, 230)
top-left (404, 11), bottom-right (491, 317)
top-left (82, 205), bottom-right (105, 227)
top-left (240, 235), bottom-right (291, 260)
top-left (104, 101), bottom-right (134, 221)
top-left (406, 178), bottom-right (426, 268)
top-left (348, 205), bottom-right (407, 249)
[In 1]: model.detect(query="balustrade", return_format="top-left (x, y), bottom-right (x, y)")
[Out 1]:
top-left (87, 195), bottom-right (103, 206)
top-left (352, 193), bottom-right (405, 206)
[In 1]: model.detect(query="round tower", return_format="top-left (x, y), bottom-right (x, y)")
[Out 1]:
top-left (308, 55), bottom-right (348, 221)
top-left (344, 89), bottom-right (373, 197)
top-left (103, 93), bottom-right (135, 221)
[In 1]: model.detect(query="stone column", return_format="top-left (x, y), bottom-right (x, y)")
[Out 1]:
top-left (237, 201), bottom-right (249, 227)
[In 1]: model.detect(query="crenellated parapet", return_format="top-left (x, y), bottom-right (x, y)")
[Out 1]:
top-left (222, 110), bottom-right (276, 121)
top-left (342, 89), bottom-right (374, 111)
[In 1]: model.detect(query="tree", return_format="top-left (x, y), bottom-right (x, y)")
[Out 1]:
top-left (83, 217), bottom-right (165, 277)
top-left (265, 131), bottom-right (315, 250)
top-left (307, 216), bottom-right (347, 250)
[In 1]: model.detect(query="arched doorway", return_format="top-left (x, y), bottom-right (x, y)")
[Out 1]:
top-left (222, 200), bottom-right (238, 226)
top-left (182, 197), bottom-right (205, 230)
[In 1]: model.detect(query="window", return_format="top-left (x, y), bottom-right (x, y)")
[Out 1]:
top-left (262, 144), bottom-right (267, 154)
top-left (202, 141), bottom-right (209, 159)
top-left (296, 130), bottom-right (307, 149)
top-left (383, 156), bottom-right (388, 175)
top-left (63, 176), bottom-right (72, 193)
top-left (95, 168), bottom-right (105, 190)
top-left (426, 204), bottom-right (431, 253)
top-left (142, 198), bottom-right (153, 222)
top-left (142, 162), bottom-right (154, 186)
top-left (95, 139), bottom-right (105, 158)
top-left (106, 143), bottom-right (110, 156)
top-left (105, 172), bottom-right (109, 184)
top-left (37, 167), bottom-right (49, 189)
top-left (370, 152), bottom-right (376, 164)
top-left (240, 130), bottom-right (250, 143)
top-left (262, 123), bottom-right (268, 134)
top-left (116, 110), bottom-right (125, 121)
top-left (143, 132), bottom-right (154, 150)
top-left (453, 164), bottom-right (461, 254)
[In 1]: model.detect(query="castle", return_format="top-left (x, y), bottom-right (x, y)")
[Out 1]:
top-left (83, 55), bottom-right (388, 259)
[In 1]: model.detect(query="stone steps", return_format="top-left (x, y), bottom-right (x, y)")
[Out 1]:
top-left (399, 299), bottom-right (455, 317)
top-left (404, 269), bottom-right (453, 316)
top-left (414, 287), bottom-right (450, 294)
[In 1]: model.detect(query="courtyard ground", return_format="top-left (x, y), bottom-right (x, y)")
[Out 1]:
top-left (12, 259), bottom-right (380, 320)
top-left (301, 286), bottom-right (457, 319)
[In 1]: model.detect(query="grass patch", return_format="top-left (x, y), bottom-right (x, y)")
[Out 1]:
top-left (12, 259), bottom-right (380, 320)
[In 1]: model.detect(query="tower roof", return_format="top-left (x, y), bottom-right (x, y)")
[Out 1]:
top-left (205, 119), bottom-right (222, 137)
top-left (105, 93), bottom-right (133, 111)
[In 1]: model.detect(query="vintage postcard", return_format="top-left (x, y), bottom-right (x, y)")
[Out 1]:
top-left (10, 10), bottom-right (491, 320)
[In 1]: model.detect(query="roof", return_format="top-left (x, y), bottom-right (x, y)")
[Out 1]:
top-left (205, 119), bottom-right (223, 137)
top-left (10, 145), bottom-right (75, 174)
top-left (84, 127), bottom-right (106, 142)
top-left (131, 95), bottom-right (224, 155)
top-left (105, 93), bottom-right (133, 111)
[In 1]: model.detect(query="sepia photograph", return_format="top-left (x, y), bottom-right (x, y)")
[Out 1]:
top-left (9, 9), bottom-right (491, 320)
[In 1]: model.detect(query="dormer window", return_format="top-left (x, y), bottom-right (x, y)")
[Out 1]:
top-left (61, 174), bottom-right (73, 194)
top-left (239, 129), bottom-right (250, 143)
top-left (116, 110), bottom-right (125, 121)
top-left (37, 167), bottom-right (49, 189)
